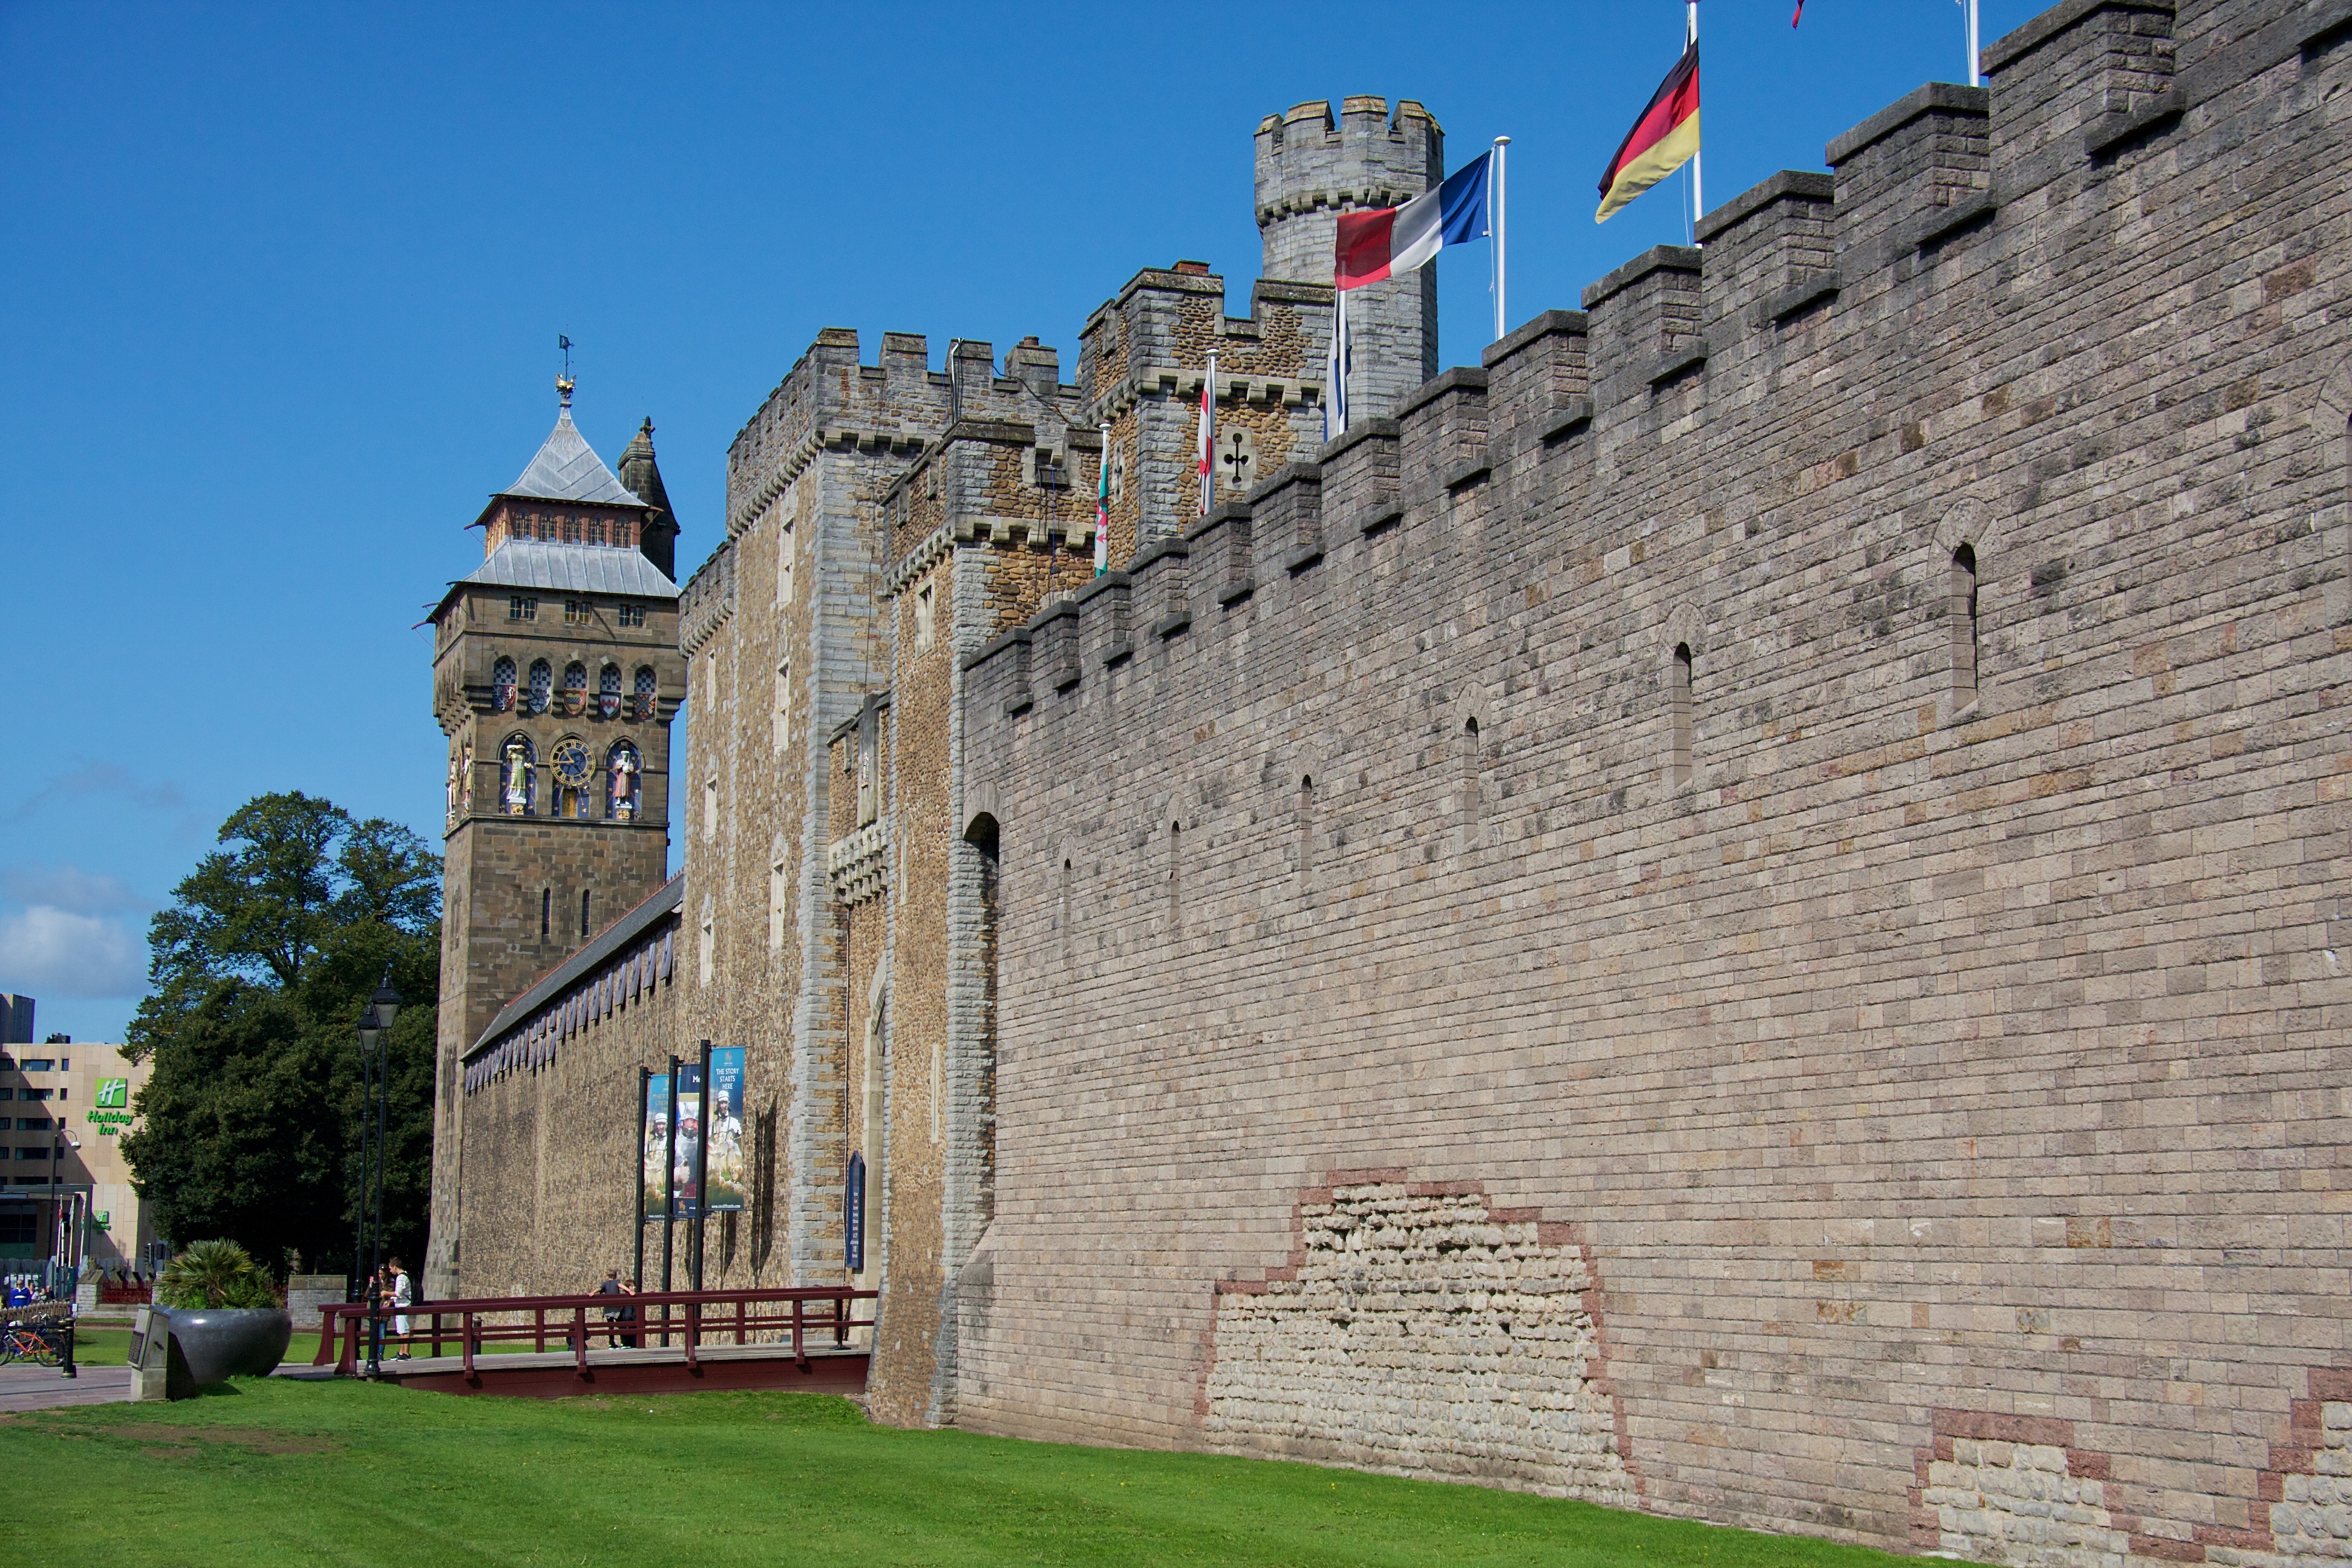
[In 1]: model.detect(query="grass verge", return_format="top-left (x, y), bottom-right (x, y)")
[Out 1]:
top-left (1, 1377), bottom-right (1927, 1567)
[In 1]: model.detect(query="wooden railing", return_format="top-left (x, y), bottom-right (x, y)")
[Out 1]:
top-left (311, 1285), bottom-right (877, 1379)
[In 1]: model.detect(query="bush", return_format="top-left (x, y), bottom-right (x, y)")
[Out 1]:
top-left (157, 1238), bottom-right (280, 1310)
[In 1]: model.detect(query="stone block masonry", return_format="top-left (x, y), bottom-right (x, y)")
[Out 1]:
top-left (961, 1), bottom-right (2352, 1558)
top-left (1204, 1179), bottom-right (1635, 1506)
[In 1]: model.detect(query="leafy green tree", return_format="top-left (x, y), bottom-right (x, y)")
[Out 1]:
top-left (122, 793), bottom-right (440, 1279)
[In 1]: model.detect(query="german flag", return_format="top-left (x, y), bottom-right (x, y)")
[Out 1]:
top-left (1596, 40), bottom-right (1700, 223)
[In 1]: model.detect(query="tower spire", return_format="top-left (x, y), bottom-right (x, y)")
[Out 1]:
top-left (618, 416), bottom-right (679, 580)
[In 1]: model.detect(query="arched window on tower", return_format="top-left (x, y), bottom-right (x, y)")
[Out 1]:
top-left (634, 666), bottom-right (658, 722)
top-left (500, 735), bottom-right (536, 816)
top-left (1669, 645), bottom-right (1694, 789)
top-left (561, 661), bottom-right (588, 717)
top-left (606, 741), bottom-right (642, 822)
top-left (1949, 543), bottom-right (1979, 711)
top-left (527, 659), bottom-right (552, 715)
top-left (599, 663), bottom-right (622, 720)
top-left (492, 656), bottom-right (517, 713)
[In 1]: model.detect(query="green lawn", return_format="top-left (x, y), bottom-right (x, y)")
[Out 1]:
top-left (0, 1378), bottom-right (1927, 1567)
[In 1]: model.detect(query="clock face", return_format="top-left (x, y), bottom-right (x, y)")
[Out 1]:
top-left (551, 739), bottom-right (593, 786)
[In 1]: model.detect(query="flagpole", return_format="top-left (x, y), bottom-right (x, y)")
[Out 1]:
top-left (1491, 136), bottom-right (1509, 342)
top-left (1096, 420), bottom-right (1111, 578)
top-left (1687, 1), bottom-right (1703, 230)
top-left (1201, 350), bottom-right (1217, 517)
top-left (1966, 0), bottom-right (1981, 87)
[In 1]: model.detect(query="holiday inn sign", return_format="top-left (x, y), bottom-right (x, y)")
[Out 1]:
top-left (87, 1076), bottom-right (133, 1135)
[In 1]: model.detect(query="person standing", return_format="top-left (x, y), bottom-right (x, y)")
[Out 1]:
top-left (387, 1257), bottom-right (413, 1361)
top-left (596, 1269), bottom-right (624, 1348)
top-left (617, 1278), bottom-right (640, 1349)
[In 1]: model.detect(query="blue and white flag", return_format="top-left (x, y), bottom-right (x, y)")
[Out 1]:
top-left (1323, 287), bottom-right (1352, 444)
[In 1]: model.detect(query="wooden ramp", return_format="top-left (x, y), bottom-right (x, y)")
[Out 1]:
top-left (382, 1341), bottom-right (869, 1399)
top-left (313, 1285), bottom-right (876, 1401)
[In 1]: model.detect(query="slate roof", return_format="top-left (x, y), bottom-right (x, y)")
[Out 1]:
top-left (461, 540), bottom-right (680, 599)
top-left (507, 410), bottom-right (644, 507)
top-left (468, 872), bottom-right (685, 1059)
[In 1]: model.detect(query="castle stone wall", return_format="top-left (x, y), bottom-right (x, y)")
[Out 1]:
top-left (959, 2), bottom-right (2352, 1556)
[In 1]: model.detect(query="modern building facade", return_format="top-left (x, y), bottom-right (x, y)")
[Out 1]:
top-left (0, 1034), bottom-right (153, 1279)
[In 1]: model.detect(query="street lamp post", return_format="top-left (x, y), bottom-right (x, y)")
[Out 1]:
top-left (354, 969), bottom-right (401, 1377)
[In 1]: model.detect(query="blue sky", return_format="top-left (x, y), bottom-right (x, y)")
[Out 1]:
top-left (2, 0), bottom-right (2046, 1042)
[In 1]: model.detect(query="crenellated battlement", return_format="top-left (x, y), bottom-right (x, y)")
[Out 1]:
top-left (967, 0), bottom-right (2347, 748)
top-left (722, 327), bottom-right (954, 535)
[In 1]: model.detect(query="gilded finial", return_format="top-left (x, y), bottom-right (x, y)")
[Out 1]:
top-left (557, 373), bottom-right (575, 409)
top-left (557, 333), bottom-right (575, 408)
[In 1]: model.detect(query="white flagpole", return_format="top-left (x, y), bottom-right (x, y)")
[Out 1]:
top-left (1491, 136), bottom-right (1510, 342)
top-left (1200, 350), bottom-right (1217, 516)
top-left (1966, 0), bottom-right (1981, 87)
top-left (1687, 1), bottom-right (1703, 230)
top-left (1324, 290), bottom-right (1348, 444)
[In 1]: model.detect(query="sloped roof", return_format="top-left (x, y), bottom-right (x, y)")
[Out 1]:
top-left (506, 410), bottom-right (644, 506)
top-left (462, 540), bottom-right (680, 599)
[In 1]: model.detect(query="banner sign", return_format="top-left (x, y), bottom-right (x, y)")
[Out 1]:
top-left (845, 1152), bottom-right (866, 1273)
top-left (706, 1048), bottom-right (746, 1213)
top-left (673, 1063), bottom-right (704, 1219)
top-left (641, 1073), bottom-right (670, 1221)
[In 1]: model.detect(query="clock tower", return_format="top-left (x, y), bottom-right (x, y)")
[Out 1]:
top-left (422, 379), bottom-right (684, 1297)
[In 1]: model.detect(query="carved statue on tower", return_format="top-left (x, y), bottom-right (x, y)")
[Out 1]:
top-left (503, 738), bottom-right (532, 816)
top-left (609, 743), bottom-right (641, 822)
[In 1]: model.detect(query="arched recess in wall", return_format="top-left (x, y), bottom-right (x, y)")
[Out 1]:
top-left (1163, 783), bottom-right (1201, 938)
top-left (493, 656), bottom-right (518, 713)
top-left (1932, 495), bottom-right (1999, 724)
top-left (2316, 358), bottom-right (2352, 604)
top-left (859, 959), bottom-right (891, 1271)
top-left (959, 803), bottom-right (1002, 1228)
top-left (1446, 687), bottom-right (1492, 854)
top-left (1046, 834), bottom-right (1077, 965)
top-left (767, 829), bottom-right (789, 953)
top-left (1661, 604), bottom-right (1703, 793)
top-left (498, 734), bottom-right (535, 816)
top-left (1285, 733), bottom-right (1336, 910)
top-left (605, 740), bottom-right (642, 821)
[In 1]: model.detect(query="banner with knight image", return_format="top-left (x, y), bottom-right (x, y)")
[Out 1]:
top-left (706, 1048), bottom-right (746, 1213)
top-left (641, 1073), bottom-right (670, 1220)
top-left (671, 1063), bottom-right (704, 1218)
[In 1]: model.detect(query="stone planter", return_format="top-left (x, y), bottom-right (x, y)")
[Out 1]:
top-left (159, 1307), bottom-right (293, 1389)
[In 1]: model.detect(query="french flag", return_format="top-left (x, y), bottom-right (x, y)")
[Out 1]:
top-left (1333, 151), bottom-right (1492, 292)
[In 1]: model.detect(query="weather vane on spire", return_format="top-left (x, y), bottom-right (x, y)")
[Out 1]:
top-left (557, 334), bottom-right (575, 408)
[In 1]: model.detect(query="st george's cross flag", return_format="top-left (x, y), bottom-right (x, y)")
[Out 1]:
top-left (1197, 352), bottom-right (1217, 516)
top-left (1333, 151), bottom-right (1492, 290)
top-left (1094, 428), bottom-right (1110, 576)
top-left (1596, 39), bottom-right (1700, 222)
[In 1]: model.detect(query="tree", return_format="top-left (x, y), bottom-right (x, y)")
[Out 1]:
top-left (121, 793), bottom-right (440, 1279)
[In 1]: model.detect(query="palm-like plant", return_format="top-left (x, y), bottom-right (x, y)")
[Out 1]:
top-left (157, 1238), bottom-right (278, 1310)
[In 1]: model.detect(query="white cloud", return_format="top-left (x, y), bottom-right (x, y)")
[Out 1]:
top-left (1, 863), bottom-right (146, 916)
top-left (0, 906), bottom-right (148, 999)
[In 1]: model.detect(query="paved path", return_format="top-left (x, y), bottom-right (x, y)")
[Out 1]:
top-left (0, 1363), bottom-right (133, 1414)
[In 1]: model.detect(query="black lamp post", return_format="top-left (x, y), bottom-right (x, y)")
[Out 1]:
top-left (354, 969), bottom-right (400, 1377)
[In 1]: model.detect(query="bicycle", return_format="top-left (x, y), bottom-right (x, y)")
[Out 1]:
top-left (1, 1322), bottom-right (61, 1367)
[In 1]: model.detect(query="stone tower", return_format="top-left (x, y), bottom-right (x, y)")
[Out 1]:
top-left (421, 382), bottom-right (685, 1297)
top-left (1254, 96), bottom-right (1443, 417)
